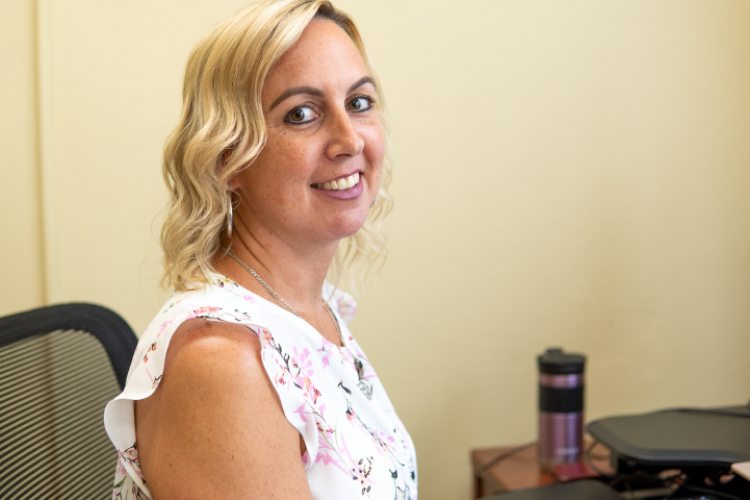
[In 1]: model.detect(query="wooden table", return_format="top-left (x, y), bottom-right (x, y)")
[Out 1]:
top-left (470, 442), bottom-right (614, 499)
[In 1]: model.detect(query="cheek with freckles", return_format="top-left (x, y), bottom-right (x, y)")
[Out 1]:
top-left (363, 131), bottom-right (385, 196)
top-left (254, 139), bottom-right (317, 200)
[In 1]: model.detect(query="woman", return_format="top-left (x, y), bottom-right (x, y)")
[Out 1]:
top-left (103, 1), bottom-right (417, 498)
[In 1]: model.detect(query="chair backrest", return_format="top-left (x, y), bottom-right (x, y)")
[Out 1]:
top-left (0, 303), bottom-right (138, 500)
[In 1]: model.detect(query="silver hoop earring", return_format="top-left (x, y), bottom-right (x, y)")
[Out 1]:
top-left (226, 187), bottom-right (233, 239)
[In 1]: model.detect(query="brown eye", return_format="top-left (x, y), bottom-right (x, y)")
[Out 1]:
top-left (347, 96), bottom-right (372, 112)
top-left (285, 105), bottom-right (316, 124)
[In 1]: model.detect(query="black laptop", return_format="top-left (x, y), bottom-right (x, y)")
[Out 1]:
top-left (587, 406), bottom-right (750, 468)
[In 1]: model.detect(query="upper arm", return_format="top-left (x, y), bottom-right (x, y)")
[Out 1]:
top-left (134, 319), bottom-right (312, 500)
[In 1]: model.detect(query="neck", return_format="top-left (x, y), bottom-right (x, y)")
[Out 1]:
top-left (214, 215), bottom-right (339, 316)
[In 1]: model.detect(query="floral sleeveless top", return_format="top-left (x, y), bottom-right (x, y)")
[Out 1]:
top-left (103, 274), bottom-right (417, 500)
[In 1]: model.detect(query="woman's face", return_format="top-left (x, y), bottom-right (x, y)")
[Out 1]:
top-left (232, 18), bottom-right (384, 247)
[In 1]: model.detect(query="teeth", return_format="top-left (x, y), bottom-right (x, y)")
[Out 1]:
top-left (317, 172), bottom-right (361, 191)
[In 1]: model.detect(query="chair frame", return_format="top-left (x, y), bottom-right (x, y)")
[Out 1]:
top-left (0, 302), bottom-right (138, 390)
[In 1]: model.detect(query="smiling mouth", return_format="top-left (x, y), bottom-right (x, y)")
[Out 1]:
top-left (314, 172), bottom-right (360, 191)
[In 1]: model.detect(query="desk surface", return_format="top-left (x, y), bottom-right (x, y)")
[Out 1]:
top-left (470, 442), bottom-right (613, 499)
top-left (472, 441), bottom-right (750, 500)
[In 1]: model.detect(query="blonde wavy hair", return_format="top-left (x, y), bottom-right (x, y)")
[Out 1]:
top-left (161, 0), bottom-right (392, 292)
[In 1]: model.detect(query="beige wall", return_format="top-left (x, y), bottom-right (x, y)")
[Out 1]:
top-left (0, 0), bottom-right (44, 313)
top-left (2, 1), bottom-right (750, 499)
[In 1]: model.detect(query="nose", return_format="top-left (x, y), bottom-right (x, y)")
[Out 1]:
top-left (325, 109), bottom-right (365, 159)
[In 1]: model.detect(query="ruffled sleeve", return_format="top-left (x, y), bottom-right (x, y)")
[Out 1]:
top-left (104, 281), bottom-right (335, 493)
top-left (104, 290), bottom-right (258, 452)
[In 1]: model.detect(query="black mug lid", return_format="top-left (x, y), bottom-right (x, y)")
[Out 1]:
top-left (538, 348), bottom-right (586, 375)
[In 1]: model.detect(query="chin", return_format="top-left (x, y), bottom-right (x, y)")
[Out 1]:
top-left (334, 221), bottom-right (368, 240)
top-left (327, 213), bottom-right (369, 241)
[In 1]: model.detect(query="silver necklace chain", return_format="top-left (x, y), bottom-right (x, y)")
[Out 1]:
top-left (223, 247), bottom-right (344, 344)
top-left (224, 247), bottom-right (299, 317)
top-left (323, 299), bottom-right (344, 343)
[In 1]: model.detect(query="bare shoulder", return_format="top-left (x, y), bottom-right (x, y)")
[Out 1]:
top-left (144, 319), bottom-right (264, 412)
top-left (162, 318), bottom-right (263, 384)
top-left (135, 319), bottom-right (311, 500)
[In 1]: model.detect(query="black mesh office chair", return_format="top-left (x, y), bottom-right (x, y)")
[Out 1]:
top-left (0, 303), bottom-right (138, 500)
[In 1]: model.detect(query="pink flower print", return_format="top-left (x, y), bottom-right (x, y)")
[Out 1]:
top-left (340, 348), bottom-right (352, 364)
top-left (274, 369), bottom-right (289, 387)
top-left (156, 317), bottom-right (176, 338)
top-left (290, 358), bottom-right (300, 377)
top-left (317, 420), bottom-right (335, 434)
top-left (120, 444), bottom-right (141, 475)
top-left (260, 328), bottom-right (274, 344)
top-left (317, 451), bottom-right (337, 466)
top-left (294, 403), bottom-right (311, 423)
top-left (142, 342), bottom-right (158, 363)
top-left (287, 347), bottom-right (322, 404)
top-left (346, 405), bottom-right (357, 421)
top-left (318, 344), bottom-right (331, 369)
top-left (370, 428), bottom-right (393, 453)
top-left (296, 377), bottom-right (321, 405)
top-left (191, 306), bottom-right (220, 316)
top-left (243, 295), bottom-right (256, 302)
top-left (145, 366), bottom-right (163, 389)
top-left (293, 347), bottom-right (314, 377)
top-left (312, 385), bottom-right (322, 404)
top-left (313, 447), bottom-right (349, 475)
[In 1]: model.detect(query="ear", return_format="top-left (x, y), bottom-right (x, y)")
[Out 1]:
top-left (229, 172), bottom-right (240, 191)
top-left (220, 148), bottom-right (241, 191)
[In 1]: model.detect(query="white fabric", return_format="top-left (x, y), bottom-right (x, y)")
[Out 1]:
top-left (104, 274), bottom-right (417, 500)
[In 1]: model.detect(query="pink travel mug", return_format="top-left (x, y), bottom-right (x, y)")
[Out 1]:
top-left (538, 348), bottom-right (586, 473)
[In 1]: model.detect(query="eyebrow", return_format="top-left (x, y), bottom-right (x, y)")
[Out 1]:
top-left (268, 76), bottom-right (377, 111)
